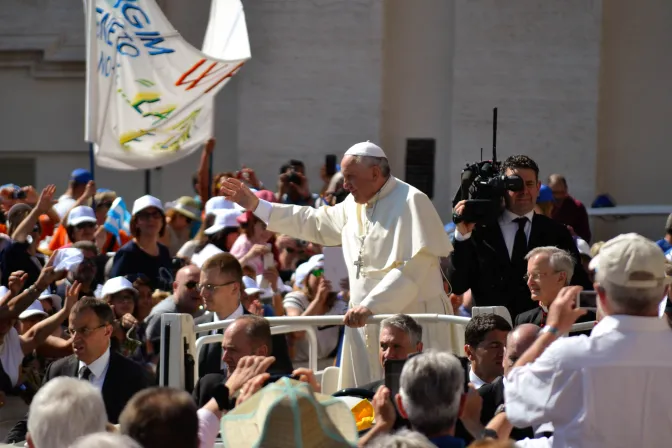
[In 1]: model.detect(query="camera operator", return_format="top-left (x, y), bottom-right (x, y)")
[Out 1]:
top-left (448, 155), bottom-right (590, 320)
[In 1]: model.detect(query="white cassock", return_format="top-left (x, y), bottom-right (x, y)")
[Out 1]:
top-left (253, 176), bottom-right (465, 388)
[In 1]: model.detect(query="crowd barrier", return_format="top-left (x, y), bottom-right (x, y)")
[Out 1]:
top-left (159, 312), bottom-right (596, 391)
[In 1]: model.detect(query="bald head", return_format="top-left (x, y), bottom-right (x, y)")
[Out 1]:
top-left (172, 265), bottom-right (201, 314)
top-left (548, 174), bottom-right (568, 201)
top-left (504, 324), bottom-right (539, 375)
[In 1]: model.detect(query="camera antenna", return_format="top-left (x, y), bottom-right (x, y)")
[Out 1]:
top-left (492, 107), bottom-right (498, 164)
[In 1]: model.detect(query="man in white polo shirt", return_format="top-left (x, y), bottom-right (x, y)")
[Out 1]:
top-left (505, 233), bottom-right (672, 448)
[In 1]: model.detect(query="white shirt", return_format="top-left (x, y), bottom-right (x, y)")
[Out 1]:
top-left (78, 347), bottom-right (111, 391)
top-left (468, 368), bottom-right (487, 390)
top-left (53, 195), bottom-right (76, 220)
top-left (212, 304), bottom-right (245, 370)
top-left (505, 315), bottom-right (672, 448)
top-left (455, 209), bottom-right (534, 258)
top-left (0, 328), bottom-right (24, 387)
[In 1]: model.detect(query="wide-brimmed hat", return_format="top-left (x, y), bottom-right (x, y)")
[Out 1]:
top-left (220, 378), bottom-right (357, 448)
top-left (165, 196), bottom-right (201, 221)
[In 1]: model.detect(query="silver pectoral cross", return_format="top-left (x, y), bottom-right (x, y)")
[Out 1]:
top-left (354, 256), bottom-right (364, 280)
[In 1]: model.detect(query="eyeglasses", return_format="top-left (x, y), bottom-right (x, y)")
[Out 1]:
top-left (74, 222), bottom-right (96, 230)
top-left (65, 324), bottom-right (107, 337)
top-left (523, 271), bottom-right (558, 282)
top-left (137, 210), bottom-right (162, 220)
top-left (197, 281), bottom-right (237, 293)
top-left (312, 268), bottom-right (324, 278)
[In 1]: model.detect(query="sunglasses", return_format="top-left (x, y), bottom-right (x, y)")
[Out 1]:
top-left (75, 222), bottom-right (96, 230)
top-left (184, 281), bottom-right (199, 290)
top-left (137, 210), bottom-right (162, 220)
top-left (312, 268), bottom-right (324, 278)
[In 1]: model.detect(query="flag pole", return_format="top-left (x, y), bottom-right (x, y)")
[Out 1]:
top-left (145, 170), bottom-right (151, 195)
top-left (88, 143), bottom-right (95, 180)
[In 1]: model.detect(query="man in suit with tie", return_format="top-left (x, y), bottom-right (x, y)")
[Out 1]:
top-left (5, 298), bottom-right (150, 444)
top-left (449, 155), bottom-right (591, 321)
top-left (194, 253), bottom-right (293, 378)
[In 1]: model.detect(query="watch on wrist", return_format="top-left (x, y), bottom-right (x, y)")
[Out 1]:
top-left (480, 428), bottom-right (498, 440)
top-left (213, 383), bottom-right (231, 411)
top-left (540, 325), bottom-right (560, 337)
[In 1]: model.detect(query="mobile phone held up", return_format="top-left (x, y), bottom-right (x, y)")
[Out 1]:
top-left (325, 154), bottom-right (337, 177)
top-left (575, 290), bottom-right (597, 312)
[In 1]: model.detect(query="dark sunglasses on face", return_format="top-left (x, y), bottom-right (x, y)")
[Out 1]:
top-left (75, 222), bottom-right (96, 230)
top-left (312, 268), bottom-right (324, 278)
top-left (137, 210), bottom-right (162, 220)
top-left (184, 281), bottom-right (199, 290)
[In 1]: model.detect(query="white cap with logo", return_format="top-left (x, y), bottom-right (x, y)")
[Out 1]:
top-left (589, 233), bottom-right (672, 288)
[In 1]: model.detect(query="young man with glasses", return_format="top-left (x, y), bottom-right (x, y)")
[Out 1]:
top-left (4, 297), bottom-right (149, 444)
top-left (194, 253), bottom-right (293, 378)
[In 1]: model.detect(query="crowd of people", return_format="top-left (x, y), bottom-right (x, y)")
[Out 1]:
top-left (0, 139), bottom-right (670, 447)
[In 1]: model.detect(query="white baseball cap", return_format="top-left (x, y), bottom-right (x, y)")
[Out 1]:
top-left (589, 233), bottom-right (672, 288)
top-left (68, 206), bottom-right (97, 227)
top-left (132, 195), bottom-right (164, 216)
top-left (19, 300), bottom-right (48, 320)
top-left (101, 276), bottom-right (138, 297)
top-left (204, 196), bottom-right (243, 216)
top-left (294, 254), bottom-right (325, 289)
top-left (39, 288), bottom-right (63, 312)
top-left (205, 209), bottom-right (243, 235)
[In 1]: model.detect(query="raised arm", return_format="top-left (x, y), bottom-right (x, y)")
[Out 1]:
top-left (20, 282), bottom-right (80, 355)
top-left (12, 185), bottom-right (56, 242)
top-left (220, 177), bottom-right (346, 247)
top-left (197, 138), bottom-right (215, 202)
top-left (61, 181), bottom-right (96, 225)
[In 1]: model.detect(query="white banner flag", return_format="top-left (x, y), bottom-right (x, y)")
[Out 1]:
top-left (84, 0), bottom-right (250, 170)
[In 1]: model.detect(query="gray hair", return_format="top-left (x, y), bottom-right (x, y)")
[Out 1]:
top-left (595, 274), bottom-right (665, 316)
top-left (28, 377), bottom-right (108, 448)
top-left (353, 156), bottom-right (391, 177)
top-left (366, 429), bottom-right (435, 448)
top-left (69, 433), bottom-right (143, 448)
top-left (381, 314), bottom-right (423, 346)
top-left (399, 351), bottom-right (463, 436)
top-left (525, 246), bottom-right (575, 285)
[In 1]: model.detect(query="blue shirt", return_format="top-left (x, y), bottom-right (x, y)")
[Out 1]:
top-left (429, 435), bottom-right (466, 448)
top-left (657, 239), bottom-right (672, 253)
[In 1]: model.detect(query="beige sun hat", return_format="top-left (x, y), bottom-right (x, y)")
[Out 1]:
top-left (220, 378), bottom-right (358, 448)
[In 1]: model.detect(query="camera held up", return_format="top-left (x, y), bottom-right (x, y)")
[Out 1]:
top-left (452, 108), bottom-right (524, 224)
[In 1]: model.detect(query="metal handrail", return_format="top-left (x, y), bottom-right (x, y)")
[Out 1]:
top-left (194, 313), bottom-right (472, 334)
top-left (194, 324), bottom-right (320, 378)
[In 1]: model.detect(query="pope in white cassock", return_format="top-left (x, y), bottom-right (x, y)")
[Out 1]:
top-left (220, 141), bottom-right (464, 388)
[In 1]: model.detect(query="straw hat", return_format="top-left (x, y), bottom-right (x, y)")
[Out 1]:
top-left (220, 378), bottom-right (358, 448)
top-left (165, 196), bottom-right (201, 221)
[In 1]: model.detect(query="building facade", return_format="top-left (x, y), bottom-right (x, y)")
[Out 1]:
top-left (0, 0), bottom-right (670, 241)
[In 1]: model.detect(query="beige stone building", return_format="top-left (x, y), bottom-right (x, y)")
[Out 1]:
top-left (0, 0), bottom-right (670, 241)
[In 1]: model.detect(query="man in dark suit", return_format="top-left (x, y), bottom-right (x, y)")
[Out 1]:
top-left (192, 315), bottom-right (274, 407)
top-left (478, 323), bottom-right (539, 441)
top-left (194, 253), bottom-right (293, 378)
top-left (5, 297), bottom-right (149, 443)
top-left (514, 246), bottom-right (595, 332)
top-left (449, 155), bottom-right (591, 320)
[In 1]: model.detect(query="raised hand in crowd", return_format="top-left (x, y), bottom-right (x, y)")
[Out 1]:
top-left (35, 258), bottom-right (67, 291)
top-left (226, 355), bottom-right (275, 397)
top-left (236, 373), bottom-right (270, 407)
top-left (248, 244), bottom-right (271, 258)
top-left (63, 280), bottom-right (82, 311)
top-left (358, 385), bottom-right (397, 446)
top-left (292, 367), bottom-right (320, 393)
top-left (7, 270), bottom-right (28, 297)
top-left (237, 166), bottom-right (262, 190)
top-left (36, 184), bottom-right (56, 214)
top-left (546, 285), bottom-right (587, 334)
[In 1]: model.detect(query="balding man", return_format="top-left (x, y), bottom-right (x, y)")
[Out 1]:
top-left (548, 174), bottom-right (591, 242)
top-left (145, 264), bottom-right (203, 346)
top-left (477, 324), bottom-right (540, 441)
top-left (192, 315), bottom-right (273, 407)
